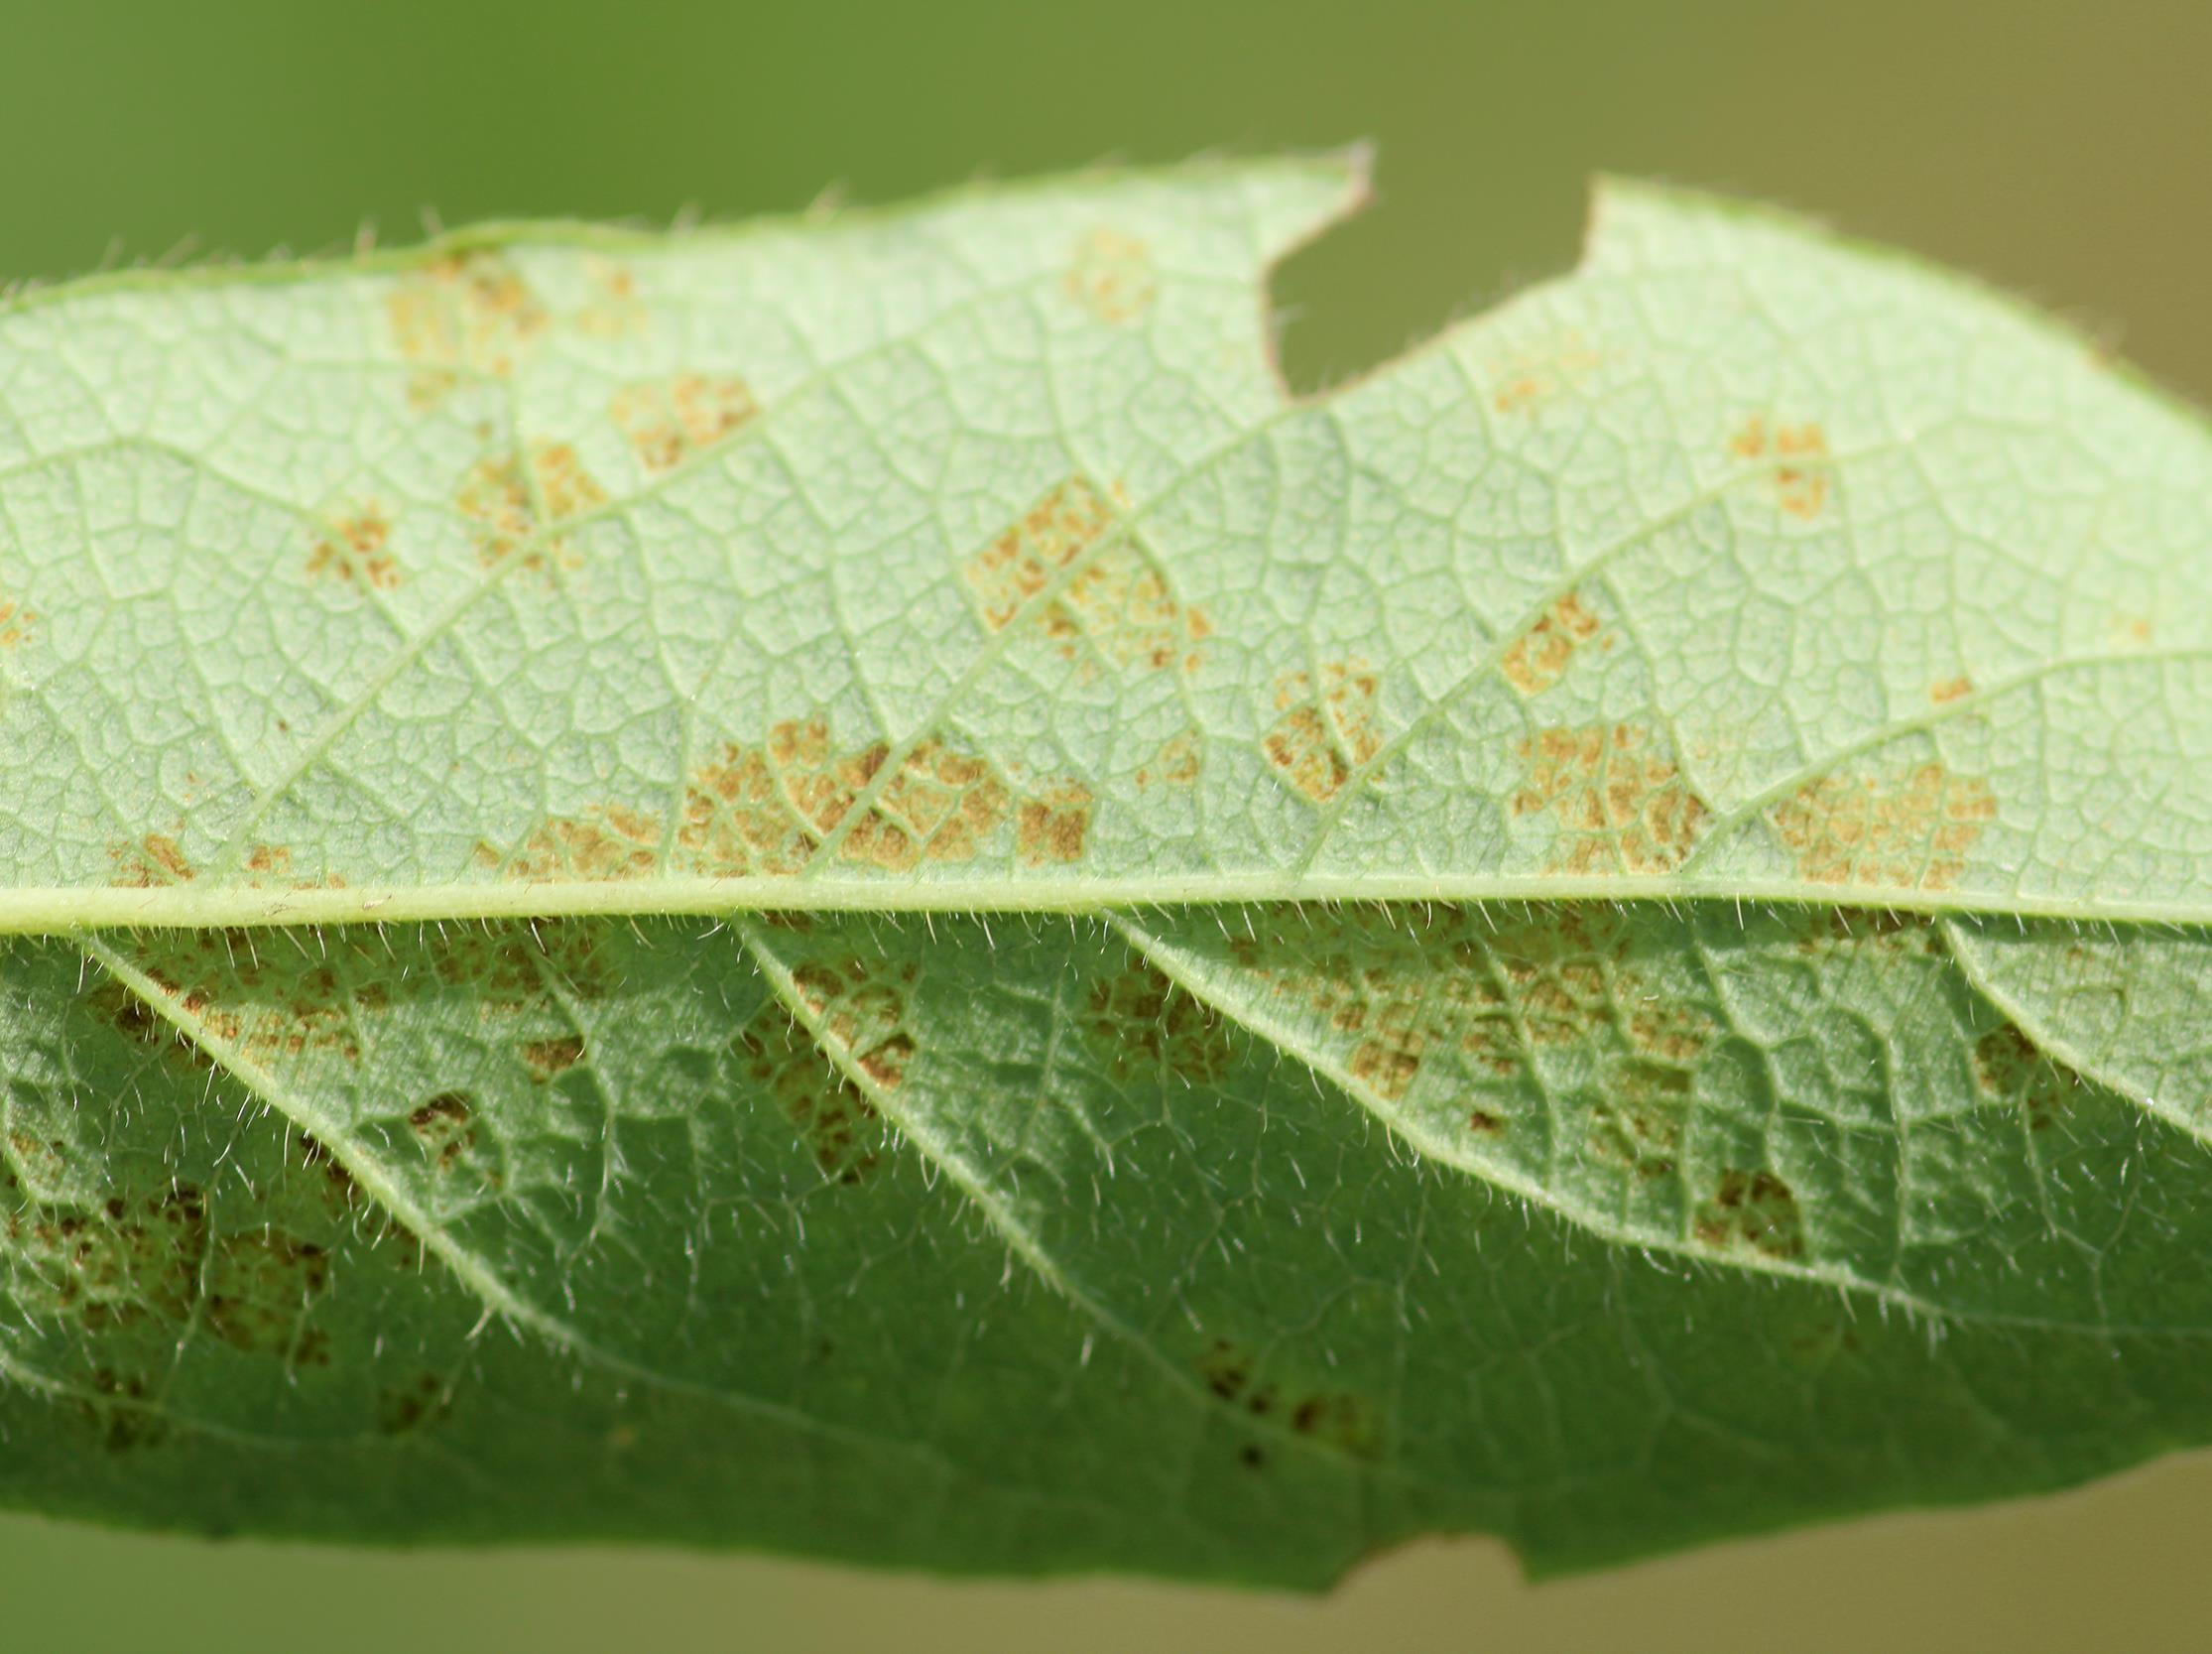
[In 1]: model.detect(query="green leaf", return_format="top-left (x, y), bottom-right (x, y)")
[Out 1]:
top-left (2, 152), bottom-right (2209, 1588)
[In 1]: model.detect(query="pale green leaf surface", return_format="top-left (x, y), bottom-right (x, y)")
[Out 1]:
top-left (0, 154), bottom-right (2208, 1586)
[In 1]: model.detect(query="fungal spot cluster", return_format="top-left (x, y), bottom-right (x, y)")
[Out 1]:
top-left (456, 442), bottom-right (609, 573)
top-left (386, 252), bottom-right (550, 411)
top-left (1064, 228), bottom-right (1158, 324)
top-left (786, 955), bottom-right (919, 1093)
top-left (1197, 1338), bottom-right (1381, 1462)
top-left (108, 832), bottom-right (193, 888)
top-left (487, 717), bottom-right (1093, 880)
top-left (1511, 723), bottom-right (1708, 874)
top-left (1084, 960), bottom-right (1238, 1087)
top-left (1487, 333), bottom-right (1603, 416)
top-left (1771, 759), bottom-right (1998, 890)
top-left (1134, 729), bottom-right (1203, 790)
top-left (1500, 591), bottom-right (1606, 696)
top-left (611, 374), bottom-right (757, 473)
top-left (0, 1168), bottom-right (333, 1368)
top-left (1692, 1168), bottom-right (1805, 1260)
top-left (965, 476), bottom-right (1120, 632)
top-left (0, 594), bottom-right (37, 648)
top-left (737, 1003), bottom-right (882, 1185)
top-left (1729, 416), bottom-right (1832, 519)
top-left (307, 502), bottom-right (400, 590)
top-left (1971, 1023), bottom-right (2081, 1133)
top-left (416, 1091), bottom-right (484, 1167)
top-left (1264, 663), bottom-right (1383, 805)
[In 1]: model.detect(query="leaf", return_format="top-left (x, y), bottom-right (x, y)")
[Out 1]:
top-left (0, 151), bottom-right (2208, 1588)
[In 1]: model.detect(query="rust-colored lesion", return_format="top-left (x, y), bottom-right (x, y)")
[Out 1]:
top-left (574, 255), bottom-right (648, 339)
top-left (1064, 228), bottom-right (1158, 324)
top-left (483, 720), bottom-right (1099, 881)
top-left (1196, 1338), bottom-right (1383, 1461)
top-left (1500, 591), bottom-right (1604, 696)
top-left (1085, 960), bottom-right (1238, 1086)
top-left (1929, 675), bottom-right (1974, 705)
top-left (1017, 782), bottom-right (1093, 865)
top-left (739, 1002), bottom-right (883, 1185)
top-left (1486, 332), bottom-right (1603, 416)
top-left (784, 955), bottom-right (920, 1094)
top-left (386, 252), bottom-right (550, 412)
top-left (1770, 758), bottom-right (1998, 890)
top-left (307, 502), bottom-right (400, 590)
top-left (1729, 415), bottom-right (1831, 520)
top-left (456, 441), bottom-right (608, 573)
top-left (1264, 663), bottom-right (1384, 805)
top-left (1971, 1023), bottom-right (2082, 1133)
top-left (1510, 722), bottom-right (1708, 874)
top-left (520, 1035), bottom-right (585, 1081)
top-left (1692, 1168), bottom-right (1804, 1260)
top-left (610, 374), bottom-right (757, 473)
top-left (0, 595), bottom-right (37, 649)
top-left (109, 833), bottom-right (195, 888)
top-left (408, 1093), bottom-right (478, 1170)
top-left (966, 477), bottom-right (1121, 632)
top-left (1135, 728), bottom-right (1203, 790)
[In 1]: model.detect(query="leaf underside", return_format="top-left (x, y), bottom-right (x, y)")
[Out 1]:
top-left (0, 153), bottom-right (2208, 1588)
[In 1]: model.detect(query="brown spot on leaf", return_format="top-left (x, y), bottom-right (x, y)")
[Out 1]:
top-left (203, 1230), bottom-right (330, 1359)
top-left (1511, 723), bottom-right (1708, 874)
top-left (376, 1372), bottom-right (455, 1436)
top-left (966, 477), bottom-right (1119, 631)
top-left (1972, 1024), bottom-right (2082, 1132)
top-left (520, 1036), bottom-right (585, 1081)
top-left (1929, 675), bottom-right (1974, 705)
top-left (109, 833), bottom-right (194, 888)
top-left (1085, 960), bottom-right (1237, 1086)
top-left (1729, 416), bottom-right (1831, 519)
top-left (0, 596), bottom-right (36, 648)
top-left (493, 807), bottom-right (663, 882)
top-left (1693, 1169), bottom-right (1804, 1260)
top-left (1017, 783), bottom-right (1093, 865)
top-left (785, 955), bottom-right (920, 1100)
top-left (386, 253), bottom-right (549, 411)
top-left (408, 1093), bottom-right (478, 1168)
top-left (1264, 663), bottom-right (1383, 804)
top-left (456, 442), bottom-right (608, 573)
top-left (739, 1002), bottom-right (882, 1184)
top-left (1064, 228), bottom-right (1157, 324)
top-left (574, 256), bottom-right (647, 338)
top-left (611, 374), bottom-right (757, 473)
top-left (1136, 729), bottom-right (1203, 790)
top-left (1771, 759), bottom-right (1998, 890)
top-left (244, 844), bottom-right (292, 876)
top-left (1196, 1339), bottom-right (1381, 1460)
top-left (1501, 592), bottom-right (1603, 696)
top-left (307, 502), bottom-right (400, 590)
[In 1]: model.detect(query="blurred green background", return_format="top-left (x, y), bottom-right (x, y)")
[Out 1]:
top-left (4, 1), bottom-right (2210, 1648)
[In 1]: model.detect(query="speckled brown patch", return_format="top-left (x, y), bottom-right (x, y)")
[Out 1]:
top-left (1044, 540), bottom-right (1210, 679)
top-left (387, 252), bottom-right (549, 411)
top-left (109, 833), bottom-right (194, 888)
top-left (1729, 415), bottom-right (1831, 519)
top-left (739, 1003), bottom-right (882, 1185)
top-left (966, 477), bottom-right (1120, 631)
top-left (1693, 1168), bottom-right (1804, 1260)
top-left (1085, 959), bottom-right (1237, 1086)
top-left (1264, 663), bottom-right (1383, 804)
top-left (574, 255), bottom-right (647, 339)
top-left (408, 1093), bottom-right (478, 1169)
top-left (0, 596), bottom-right (37, 648)
top-left (490, 806), bottom-right (663, 882)
top-left (1929, 675), bottom-right (1974, 705)
top-left (1197, 1338), bottom-right (1382, 1460)
top-left (1511, 723), bottom-right (1708, 874)
top-left (1065, 228), bottom-right (1158, 324)
top-left (1770, 759), bottom-right (1998, 889)
top-left (1501, 591), bottom-right (1604, 696)
top-left (784, 954), bottom-right (920, 1094)
top-left (611, 374), bottom-right (757, 473)
top-left (1017, 783), bottom-right (1094, 865)
top-left (1136, 729), bottom-right (1203, 790)
top-left (456, 442), bottom-right (608, 573)
top-left (520, 1035), bottom-right (585, 1081)
top-left (1971, 1023), bottom-right (2082, 1133)
top-left (307, 502), bottom-right (400, 590)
